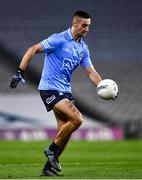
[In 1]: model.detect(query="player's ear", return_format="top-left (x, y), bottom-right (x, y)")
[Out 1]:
top-left (73, 23), bottom-right (78, 28)
top-left (72, 20), bottom-right (77, 27)
top-left (72, 17), bottom-right (79, 27)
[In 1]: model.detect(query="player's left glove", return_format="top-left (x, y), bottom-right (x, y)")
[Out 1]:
top-left (9, 68), bottom-right (25, 88)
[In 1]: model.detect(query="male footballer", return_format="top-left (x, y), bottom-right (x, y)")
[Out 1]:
top-left (10, 11), bottom-right (102, 176)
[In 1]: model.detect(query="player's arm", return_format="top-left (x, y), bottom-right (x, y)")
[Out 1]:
top-left (10, 43), bottom-right (43, 88)
top-left (81, 45), bottom-right (102, 86)
top-left (83, 65), bottom-right (102, 86)
top-left (19, 43), bottom-right (43, 70)
top-left (10, 34), bottom-right (62, 89)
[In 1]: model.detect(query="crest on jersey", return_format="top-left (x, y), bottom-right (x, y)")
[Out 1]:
top-left (62, 58), bottom-right (78, 70)
top-left (79, 51), bottom-right (84, 60)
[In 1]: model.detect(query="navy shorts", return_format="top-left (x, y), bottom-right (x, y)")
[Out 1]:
top-left (39, 90), bottom-right (75, 112)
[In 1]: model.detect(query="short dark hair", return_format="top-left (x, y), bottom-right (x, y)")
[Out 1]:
top-left (73, 11), bottom-right (91, 19)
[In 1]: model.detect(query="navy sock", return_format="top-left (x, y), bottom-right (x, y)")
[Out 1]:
top-left (49, 141), bottom-right (59, 154)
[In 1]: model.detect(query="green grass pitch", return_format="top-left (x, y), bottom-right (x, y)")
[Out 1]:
top-left (0, 140), bottom-right (142, 179)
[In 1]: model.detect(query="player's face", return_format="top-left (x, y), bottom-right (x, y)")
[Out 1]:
top-left (76, 18), bottom-right (91, 37)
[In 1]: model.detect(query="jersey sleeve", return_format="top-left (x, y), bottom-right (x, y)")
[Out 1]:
top-left (80, 46), bottom-right (93, 68)
top-left (40, 34), bottom-right (62, 53)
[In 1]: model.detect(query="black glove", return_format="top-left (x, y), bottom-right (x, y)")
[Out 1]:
top-left (10, 68), bottom-right (25, 88)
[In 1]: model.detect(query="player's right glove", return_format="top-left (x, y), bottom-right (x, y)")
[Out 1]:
top-left (9, 68), bottom-right (25, 88)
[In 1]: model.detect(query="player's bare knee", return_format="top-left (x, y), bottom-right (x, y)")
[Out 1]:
top-left (74, 118), bottom-right (82, 128)
top-left (73, 112), bottom-right (83, 128)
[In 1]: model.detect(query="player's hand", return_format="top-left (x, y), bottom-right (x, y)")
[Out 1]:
top-left (9, 68), bottom-right (25, 88)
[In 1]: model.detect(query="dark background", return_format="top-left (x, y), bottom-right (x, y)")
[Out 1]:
top-left (0, 0), bottom-right (142, 138)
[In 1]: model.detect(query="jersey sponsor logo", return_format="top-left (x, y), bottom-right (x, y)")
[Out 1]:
top-left (72, 48), bottom-right (77, 56)
top-left (62, 58), bottom-right (78, 70)
top-left (45, 95), bottom-right (56, 104)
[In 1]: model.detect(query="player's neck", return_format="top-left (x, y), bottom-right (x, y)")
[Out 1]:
top-left (71, 27), bottom-right (81, 42)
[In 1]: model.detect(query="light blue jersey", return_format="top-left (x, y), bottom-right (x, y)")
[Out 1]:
top-left (38, 28), bottom-right (93, 92)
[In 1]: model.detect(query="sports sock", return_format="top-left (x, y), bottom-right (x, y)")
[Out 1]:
top-left (49, 141), bottom-right (59, 154)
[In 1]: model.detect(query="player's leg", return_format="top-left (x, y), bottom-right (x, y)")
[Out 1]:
top-left (42, 109), bottom-right (70, 176)
top-left (54, 110), bottom-right (71, 156)
top-left (42, 110), bottom-right (71, 176)
top-left (53, 98), bottom-right (83, 146)
top-left (40, 90), bottom-right (82, 172)
top-left (44, 98), bottom-right (83, 171)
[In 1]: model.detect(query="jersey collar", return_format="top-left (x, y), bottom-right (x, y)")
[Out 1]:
top-left (67, 28), bottom-right (74, 40)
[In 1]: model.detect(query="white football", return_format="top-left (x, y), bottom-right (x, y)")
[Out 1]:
top-left (97, 79), bottom-right (118, 100)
